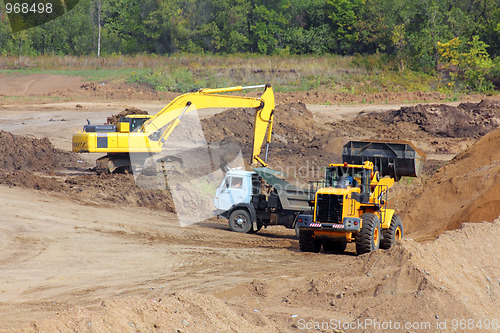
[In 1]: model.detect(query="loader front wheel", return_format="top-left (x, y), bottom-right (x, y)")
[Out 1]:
top-left (380, 214), bottom-right (403, 249)
top-left (356, 213), bottom-right (381, 255)
top-left (299, 230), bottom-right (321, 253)
top-left (229, 210), bottom-right (253, 233)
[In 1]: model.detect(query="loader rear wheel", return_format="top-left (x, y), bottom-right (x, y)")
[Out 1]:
top-left (229, 210), bottom-right (253, 234)
top-left (380, 214), bottom-right (404, 249)
top-left (356, 213), bottom-right (381, 255)
top-left (299, 230), bottom-right (321, 253)
top-left (323, 240), bottom-right (347, 254)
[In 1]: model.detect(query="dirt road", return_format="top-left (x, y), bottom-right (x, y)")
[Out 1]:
top-left (0, 183), bottom-right (358, 330)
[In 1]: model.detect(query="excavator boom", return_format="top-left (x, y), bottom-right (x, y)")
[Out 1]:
top-left (142, 84), bottom-right (274, 166)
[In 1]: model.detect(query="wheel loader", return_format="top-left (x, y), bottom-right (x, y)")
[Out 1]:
top-left (297, 140), bottom-right (425, 255)
top-left (72, 84), bottom-right (275, 173)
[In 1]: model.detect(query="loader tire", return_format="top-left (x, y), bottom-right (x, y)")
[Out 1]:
top-left (356, 213), bottom-right (381, 255)
top-left (229, 209), bottom-right (253, 233)
top-left (380, 214), bottom-right (403, 249)
top-left (299, 230), bottom-right (321, 253)
top-left (323, 240), bottom-right (347, 254)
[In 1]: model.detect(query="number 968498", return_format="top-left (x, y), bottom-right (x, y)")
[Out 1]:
top-left (5, 2), bottom-right (53, 14)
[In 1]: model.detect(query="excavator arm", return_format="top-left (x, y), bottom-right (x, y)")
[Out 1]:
top-left (72, 84), bottom-right (275, 172)
top-left (142, 84), bottom-right (275, 166)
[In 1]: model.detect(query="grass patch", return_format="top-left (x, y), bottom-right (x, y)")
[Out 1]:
top-left (0, 68), bottom-right (151, 83)
top-left (0, 54), bottom-right (439, 93)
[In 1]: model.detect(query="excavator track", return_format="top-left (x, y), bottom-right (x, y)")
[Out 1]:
top-left (95, 156), bottom-right (111, 175)
top-left (95, 154), bottom-right (132, 175)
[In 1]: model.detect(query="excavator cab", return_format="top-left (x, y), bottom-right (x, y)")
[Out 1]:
top-left (117, 115), bottom-right (151, 133)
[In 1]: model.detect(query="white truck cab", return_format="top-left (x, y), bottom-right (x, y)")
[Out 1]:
top-left (214, 167), bottom-right (312, 236)
top-left (214, 170), bottom-right (255, 211)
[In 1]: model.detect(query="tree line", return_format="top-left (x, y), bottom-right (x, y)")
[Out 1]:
top-left (1, 0), bottom-right (499, 86)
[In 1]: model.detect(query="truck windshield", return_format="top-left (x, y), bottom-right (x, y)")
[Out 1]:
top-left (326, 166), bottom-right (366, 188)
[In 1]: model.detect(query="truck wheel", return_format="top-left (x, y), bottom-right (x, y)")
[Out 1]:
top-left (299, 230), bottom-right (321, 253)
top-left (228, 210), bottom-right (253, 233)
top-left (323, 240), bottom-right (347, 254)
top-left (356, 213), bottom-right (381, 255)
top-left (380, 214), bottom-right (403, 249)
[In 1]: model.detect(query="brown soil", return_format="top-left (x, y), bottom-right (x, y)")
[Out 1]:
top-left (202, 99), bottom-right (500, 181)
top-left (0, 130), bottom-right (77, 171)
top-left (7, 218), bottom-right (499, 333)
top-left (106, 107), bottom-right (149, 126)
top-left (202, 102), bottom-right (330, 177)
top-left (1, 74), bottom-right (499, 332)
top-left (327, 99), bottom-right (500, 158)
top-left (5, 291), bottom-right (271, 333)
top-left (0, 73), bottom-right (486, 105)
top-left (400, 127), bottom-right (500, 241)
top-left (0, 74), bottom-right (83, 96)
top-left (373, 99), bottom-right (500, 138)
top-left (218, 219), bottom-right (499, 332)
top-left (0, 131), bottom-right (174, 212)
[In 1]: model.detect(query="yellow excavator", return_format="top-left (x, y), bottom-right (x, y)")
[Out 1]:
top-left (72, 84), bottom-right (275, 173)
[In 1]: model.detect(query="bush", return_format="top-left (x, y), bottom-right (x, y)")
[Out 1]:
top-left (437, 36), bottom-right (495, 93)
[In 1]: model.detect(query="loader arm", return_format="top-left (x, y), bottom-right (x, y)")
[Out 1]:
top-left (141, 84), bottom-right (275, 166)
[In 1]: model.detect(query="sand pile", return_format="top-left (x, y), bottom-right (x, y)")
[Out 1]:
top-left (217, 218), bottom-right (499, 332)
top-left (202, 102), bottom-right (321, 148)
top-left (361, 218), bottom-right (500, 324)
top-left (328, 99), bottom-right (500, 159)
top-left (377, 99), bottom-right (500, 138)
top-left (0, 131), bottom-right (175, 213)
top-left (5, 291), bottom-right (273, 333)
top-left (402, 127), bottom-right (500, 240)
top-left (201, 102), bottom-right (333, 179)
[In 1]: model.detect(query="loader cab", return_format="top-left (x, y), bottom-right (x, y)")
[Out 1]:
top-left (325, 163), bottom-right (371, 189)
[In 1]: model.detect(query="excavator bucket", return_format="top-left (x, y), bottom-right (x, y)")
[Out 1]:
top-left (342, 140), bottom-right (426, 180)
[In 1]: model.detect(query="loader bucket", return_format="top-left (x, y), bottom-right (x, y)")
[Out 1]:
top-left (342, 140), bottom-right (426, 180)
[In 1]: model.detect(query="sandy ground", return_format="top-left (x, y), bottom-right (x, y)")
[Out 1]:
top-left (0, 74), bottom-right (498, 332)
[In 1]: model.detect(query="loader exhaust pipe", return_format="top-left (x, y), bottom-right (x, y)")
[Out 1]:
top-left (342, 140), bottom-right (426, 180)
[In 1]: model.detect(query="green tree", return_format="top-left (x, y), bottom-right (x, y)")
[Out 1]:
top-left (249, 1), bottom-right (288, 54)
top-left (437, 35), bottom-right (494, 92)
top-left (283, 0), bottom-right (334, 54)
top-left (326, 0), bottom-right (362, 54)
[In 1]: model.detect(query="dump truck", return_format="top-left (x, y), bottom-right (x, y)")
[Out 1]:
top-left (297, 140), bottom-right (425, 255)
top-left (214, 167), bottom-right (312, 235)
top-left (72, 84), bottom-right (275, 173)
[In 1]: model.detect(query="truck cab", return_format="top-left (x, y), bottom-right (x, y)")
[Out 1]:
top-left (214, 170), bottom-right (257, 212)
top-left (214, 168), bottom-right (312, 235)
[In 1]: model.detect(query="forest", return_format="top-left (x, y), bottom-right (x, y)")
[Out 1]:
top-left (0, 0), bottom-right (499, 92)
